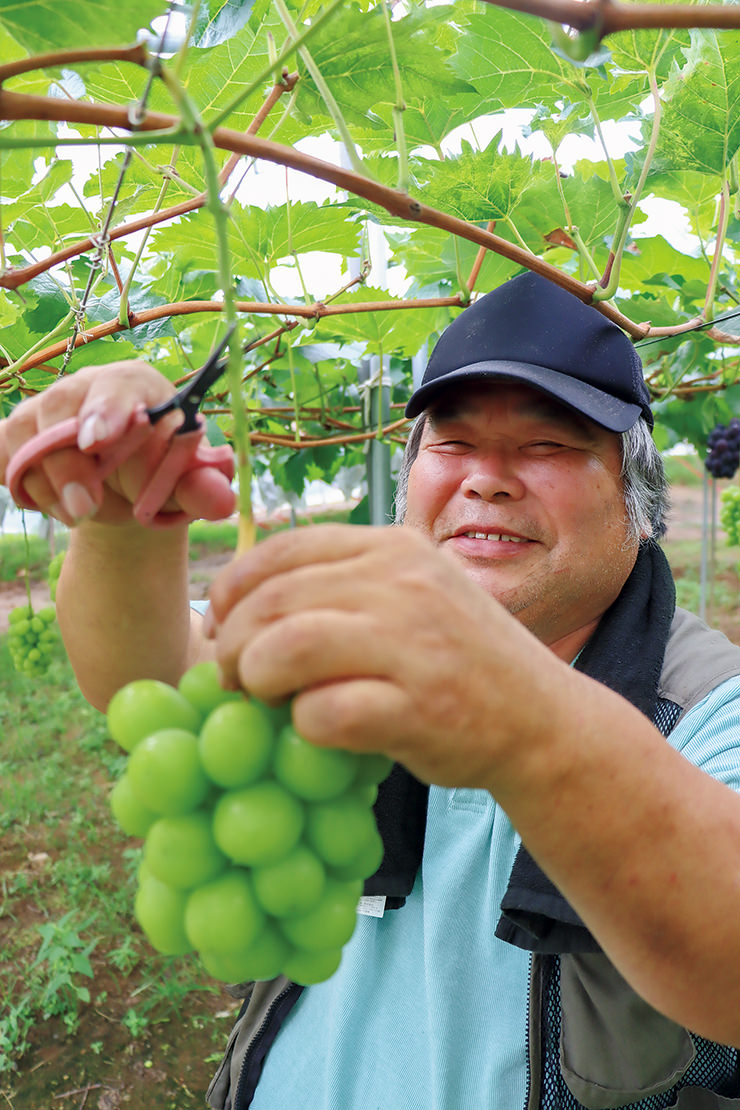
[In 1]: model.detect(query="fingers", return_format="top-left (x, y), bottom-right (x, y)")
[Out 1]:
top-left (74, 360), bottom-right (178, 451)
top-left (218, 607), bottom-right (391, 697)
top-left (211, 544), bottom-right (403, 675)
top-left (24, 447), bottom-right (106, 526)
top-left (292, 678), bottom-right (414, 759)
top-left (0, 360), bottom-right (179, 524)
top-left (207, 523), bottom-right (424, 625)
top-left (173, 466), bottom-right (236, 523)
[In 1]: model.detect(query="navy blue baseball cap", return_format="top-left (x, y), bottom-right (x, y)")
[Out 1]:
top-left (405, 271), bottom-right (653, 432)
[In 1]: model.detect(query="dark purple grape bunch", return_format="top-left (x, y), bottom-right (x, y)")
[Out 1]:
top-left (705, 419), bottom-right (740, 479)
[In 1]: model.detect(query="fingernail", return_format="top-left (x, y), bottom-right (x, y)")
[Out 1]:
top-left (61, 482), bottom-right (97, 522)
top-left (78, 413), bottom-right (109, 450)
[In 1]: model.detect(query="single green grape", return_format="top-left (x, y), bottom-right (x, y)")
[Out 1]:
top-left (279, 878), bottom-right (361, 953)
top-left (305, 794), bottom-right (379, 868)
top-left (184, 867), bottom-right (265, 953)
top-left (134, 874), bottom-right (192, 956)
top-left (198, 700), bottom-right (275, 788)
top-left (328, 827), bottom-right (384, 883)
top-left (273, 725), bottom-right (358, 801)
top-left (107, 679), bottom-right (201, 752)
top-left (353, 752), bottom-right (394, 787)
top-left (127, 728), bottom-right (209, 816)
top-left (178, 661), bottom-right (244, 719)
top-left (110, 773), bottom-right (158, 838)
top-left (212, 781), bottom-right (304, 867)
top-left (252, 844), bottom-right (326, 917)
top-left (144, 811), bottom-right (227, 890)
top-left (281, 946), bottom-right (344, 986)
top-left (200, 923), bottom-right (291, 983)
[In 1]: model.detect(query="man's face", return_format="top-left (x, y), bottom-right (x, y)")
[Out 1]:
top-left (403, 382), bottom-right (640, 652)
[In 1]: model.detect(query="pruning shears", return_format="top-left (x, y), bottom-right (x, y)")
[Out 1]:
top-left (6, 327), bottom-right (238, 529)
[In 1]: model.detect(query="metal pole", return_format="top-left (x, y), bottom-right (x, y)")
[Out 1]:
top-left (412, 345), bottom-right (428, 391)
top-left (367, 355), bottom-right (392, 525)
top-left (700, 469), bottom-right (709, 622)
top-left (710, 475), bottom-right (717, 613)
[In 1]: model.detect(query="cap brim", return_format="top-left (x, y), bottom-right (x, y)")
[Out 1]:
top-left (404, 360), bottom-right (649, 432)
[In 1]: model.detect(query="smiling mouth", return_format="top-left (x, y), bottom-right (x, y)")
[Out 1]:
top-left (459, 531), bottom-right (528, 543)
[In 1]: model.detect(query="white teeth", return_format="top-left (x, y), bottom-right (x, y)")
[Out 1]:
top-left (463, 532), bottom-right (526, 542)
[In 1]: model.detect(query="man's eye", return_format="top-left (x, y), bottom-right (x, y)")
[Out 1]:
top-left (525, 440), bottom-right (567, 452)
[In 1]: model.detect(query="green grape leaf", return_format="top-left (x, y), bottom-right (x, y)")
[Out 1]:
top-left (651, 30), bottom-right (740, 176)
top-left (0, 290), bottom-right (19, 328)
top-left (150, 201), bottom-right (360, 277)
top-left (24, 273), bottom-right (75, 336)
top-left (86, 285), bottom-right (177, 345)
top-left (619, 234), bottom-right (708, 290)
top-left (365, 91), bottom-right (487, 156)
top-left (451, 9), bottom-right (593, 114)
top-left (0, 0), bottom-right (167, 52)
top-left (607, 23), bottom-right (690, 80)
top-left (315, 287), bottom-right (451, 360)
top-left (0, 120), bottom-right (57, 199)
top-left (286, 3), bottom-right (472, 137)
top-left (387, 226), bottom-right (518, 295)
top-left (525, 101), bottom-right (595, 155)
top-left (549, 164), bottom-right (643, 257)
top-left (63, 334), bottom-right (141, 372)
top-left (414, 145), bottom-right (544, 225)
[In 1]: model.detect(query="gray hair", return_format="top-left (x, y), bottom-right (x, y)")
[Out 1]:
top-left (393, 413), bottom-right (669, 543)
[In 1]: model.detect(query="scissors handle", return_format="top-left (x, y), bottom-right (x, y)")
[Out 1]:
top-left (5, 411), bottom-right (235, 528)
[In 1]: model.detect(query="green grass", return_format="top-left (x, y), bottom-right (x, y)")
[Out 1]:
top-left (0, 532), bottom-right (67, 583)
top-left (188, 507), bottom-right (353, 559)
top-left (0, 636), bottom-right (232, 1091)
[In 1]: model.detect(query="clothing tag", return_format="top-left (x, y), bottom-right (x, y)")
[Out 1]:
top-left (357, 895), bottom-right (386, 918)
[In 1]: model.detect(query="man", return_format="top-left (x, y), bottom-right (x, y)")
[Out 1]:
top-left (3, 271), bottom-right (740, 1109)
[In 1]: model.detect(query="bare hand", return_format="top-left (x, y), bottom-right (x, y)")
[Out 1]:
top-left (206, 524), bottom-right (565, 790)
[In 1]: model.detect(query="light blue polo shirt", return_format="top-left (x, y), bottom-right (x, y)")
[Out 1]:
top-left (248, 676), bottom-right (740, 1110)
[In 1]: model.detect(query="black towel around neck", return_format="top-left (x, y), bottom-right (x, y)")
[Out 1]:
top-left (365, 542), bottom-right (677, 952)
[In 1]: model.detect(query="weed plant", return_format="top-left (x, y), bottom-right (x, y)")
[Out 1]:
top-left (0, 637), bottom-right (229, 1084)
top-left (0, 533), bottom-right (62, 583)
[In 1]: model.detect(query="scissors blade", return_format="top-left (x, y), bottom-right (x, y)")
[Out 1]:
top-left (148, 322), bottom-right (237, 431)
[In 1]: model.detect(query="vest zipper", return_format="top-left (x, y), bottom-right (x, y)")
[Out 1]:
top-left (524, 954), bottom-right (543, 1110)
top-left (234, 981), bottom-right (303, 1109)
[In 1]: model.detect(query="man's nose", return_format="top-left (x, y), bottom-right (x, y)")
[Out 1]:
top-left (460, 450), bottom-right (525, 501)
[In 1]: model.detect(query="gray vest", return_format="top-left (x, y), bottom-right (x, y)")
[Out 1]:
top-left (533, 608), bottom-right (740, 1110)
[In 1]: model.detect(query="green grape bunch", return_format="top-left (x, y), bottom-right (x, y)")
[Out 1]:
top-left (720, 486), bottom-right (740, 546)
top-left (106, 663), bottom-right (392, 987)
top-left (48, 551), bottom-right (66, 602)
top-left (7, 603), bottom-right (60, 677)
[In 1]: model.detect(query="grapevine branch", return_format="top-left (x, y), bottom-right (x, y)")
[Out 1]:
top-left (482, 0), bottom-right (740, 36)
top-left (0, 89), bottom-right (648, 338)
top-left (0, 43), bottom-right (150, 84)
top-left (245, 416), bottom-right (410, 450)
top-left (0, 75), bottom-right (299, 292)
top-left (57, 28), bottom-right (168, 374)
top-left (0, 295), bottom-right (464, 381)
